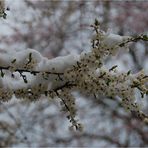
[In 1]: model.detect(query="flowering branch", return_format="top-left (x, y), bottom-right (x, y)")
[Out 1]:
top-left (0, 19), bottom-right (148, 130)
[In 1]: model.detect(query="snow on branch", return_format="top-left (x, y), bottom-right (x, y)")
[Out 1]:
top-left (0, 19), bottom-right (148, 131)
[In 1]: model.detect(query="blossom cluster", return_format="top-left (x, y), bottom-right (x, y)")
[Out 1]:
top-left (0, 19), bottom-right (148, 130)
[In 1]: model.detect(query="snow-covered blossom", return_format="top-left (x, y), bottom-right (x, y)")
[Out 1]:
top-left (0, 19), bottom-right (148, 130)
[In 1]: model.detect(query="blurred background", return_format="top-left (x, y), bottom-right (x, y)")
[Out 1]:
top-left (0, 0), bottom-right (148, 147)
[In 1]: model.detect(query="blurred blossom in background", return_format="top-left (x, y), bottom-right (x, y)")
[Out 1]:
top-left (0, 0), bottom-right (148, 147)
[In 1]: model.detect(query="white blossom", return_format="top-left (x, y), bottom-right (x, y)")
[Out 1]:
top-left (0, 20), bottom-right (148, 129)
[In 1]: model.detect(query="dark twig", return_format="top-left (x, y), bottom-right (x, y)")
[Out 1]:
top-left (0, 66), bottom-right (64, 76)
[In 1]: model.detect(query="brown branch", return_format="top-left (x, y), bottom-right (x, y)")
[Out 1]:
top-left (118, 34), bottom-right (148, 47)
top-left (0, 66), bottom-right (64, 75)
